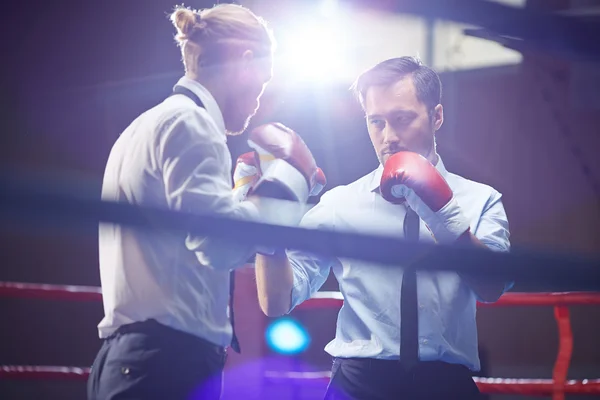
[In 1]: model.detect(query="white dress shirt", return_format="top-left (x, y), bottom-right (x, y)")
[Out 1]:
top-left (97, 76), bottom-right (259, 347)
top-left (287, 157), bottom-right (511, 371)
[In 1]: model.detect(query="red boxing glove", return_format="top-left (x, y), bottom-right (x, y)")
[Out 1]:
top-left (248, 123), bottom-right (319, 202)
top-left (380, 151), bottom-right (470, 243)
top-left (380, 152), bottom-right (452, 211)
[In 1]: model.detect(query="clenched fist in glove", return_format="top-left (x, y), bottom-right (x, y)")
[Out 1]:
top-left (232, 150), bottom-right (327, 203)
top-left (232, 146), bottom-right (327, 232)
top-left (232, 152), bottom-right (260, 203)
top-left (247, 123), bottom-right (322, 203)
top-left (380, 151), bottom-right (470, 243)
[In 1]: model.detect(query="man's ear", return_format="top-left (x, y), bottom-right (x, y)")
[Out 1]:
top-left (433, 104), bottom-right (444, 131)
top-left (241, 49), bottom-right (255, 70)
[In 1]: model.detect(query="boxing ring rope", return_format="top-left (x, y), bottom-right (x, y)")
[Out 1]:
top-left (1, 175), bottom-right (600, 292)
top-left (1, 282), bottom-right (600, 398)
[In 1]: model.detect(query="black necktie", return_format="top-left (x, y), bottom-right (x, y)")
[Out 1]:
top-left (229, 270), bottom-right (241, 353)
top-left (401, 206), bottom-right (419, 370)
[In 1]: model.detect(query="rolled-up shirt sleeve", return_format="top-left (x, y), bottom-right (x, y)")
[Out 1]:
top-left (286, 191), bottom-right (339, 312)
top-left (474, 189), bottom-right (513, 292)
top-left (157, 108), bottom-right (258, 270)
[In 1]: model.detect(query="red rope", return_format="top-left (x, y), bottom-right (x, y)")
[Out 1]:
top-left (262, 371), bottom-right (600, 395)
top-left (296, 297), bottom-right (343, 310)
top-left (2, 281), bottom-right (600, 397)
top-left (3, 366), bottom-right (600, 395)
top-left (0, 281), bottom-right (102, 302)
top-left (295, 291), bottom-right (600, 309)
top-left (482, 292), bottom-right (600, 307)
top-left (475, 378), bottom-right (600, 395)
top-left (1, 281), bottom-right (600, 307)
top-left (0, 366), bottom-right (91, 381)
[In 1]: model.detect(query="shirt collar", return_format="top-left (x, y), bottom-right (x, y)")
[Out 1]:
top-left (173, 76), bottom-right (227, 135)
top-left (368, 153), bottom-right (449, 192)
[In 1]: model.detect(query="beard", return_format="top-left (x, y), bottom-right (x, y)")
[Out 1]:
top-left (223, 102), bottom-right (257, 136)
top-left (223, 89), bottom-right (260, 136)
top-left (378, 136), bottom-right (436, 166)
top-left (225, 114), bottom-right (252, 136)
top-left (378, 144), bottom-right (410, 166)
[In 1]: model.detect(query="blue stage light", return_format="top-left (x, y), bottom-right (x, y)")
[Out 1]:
top-left (265, 317), bottom-right (311, 355)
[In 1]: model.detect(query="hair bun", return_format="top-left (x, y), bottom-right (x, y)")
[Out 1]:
top-left (171, 7), bottom-right (200, 40)
top-left (195, 13), bottom-right (207, 30)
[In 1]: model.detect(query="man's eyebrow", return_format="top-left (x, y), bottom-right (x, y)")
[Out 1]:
top-left (366, 110), bottom-right (415, 119)
top-left (392, 109), bottom-right (417, 116)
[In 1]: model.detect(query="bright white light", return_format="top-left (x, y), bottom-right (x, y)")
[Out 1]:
top-left (265, 318), bottom-right (310, 355)
top-left (278, 22), bottom-right (348, 82)
top-left (275, 1), bottom-right (351, 84)
top-left (319, 0), bottom-right (339, 17)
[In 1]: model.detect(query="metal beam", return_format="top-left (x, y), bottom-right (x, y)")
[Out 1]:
top-left (351, 0), bottom-right (600, 62)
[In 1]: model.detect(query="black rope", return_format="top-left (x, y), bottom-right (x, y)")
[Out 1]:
top-left (0, 173), bottom-right (599, 293)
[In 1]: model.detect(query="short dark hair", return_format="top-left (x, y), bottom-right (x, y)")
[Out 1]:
top-left (350, 56), bottom-right (442, 112)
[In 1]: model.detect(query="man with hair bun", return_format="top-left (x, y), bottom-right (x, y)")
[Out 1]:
top-left (87, 3), bottom-right (324, 399)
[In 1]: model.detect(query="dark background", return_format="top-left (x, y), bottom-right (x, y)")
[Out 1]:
top-left (1, 0), bottom-right (599, 399)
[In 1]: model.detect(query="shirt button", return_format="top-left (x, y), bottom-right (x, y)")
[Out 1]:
top-left (419, 304), bottom-right (425, 310)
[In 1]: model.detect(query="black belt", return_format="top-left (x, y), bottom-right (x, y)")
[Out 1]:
top-left (110, 319), bottom-right (226, 356)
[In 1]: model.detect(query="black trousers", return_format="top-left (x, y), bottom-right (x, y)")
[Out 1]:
top-left (324, 358), bottom-right (481, 400)
top-left (87, 319), bottom-right (227, 400)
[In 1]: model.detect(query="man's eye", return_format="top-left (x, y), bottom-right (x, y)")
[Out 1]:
top-left (370, 119), bottom-right (384, 126)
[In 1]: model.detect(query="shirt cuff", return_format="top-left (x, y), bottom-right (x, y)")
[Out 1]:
top-left (287, 265), bottom-right (309, 314)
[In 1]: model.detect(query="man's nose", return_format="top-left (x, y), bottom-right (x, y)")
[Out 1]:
top-left (382, 125), bottom-right (401, 144)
